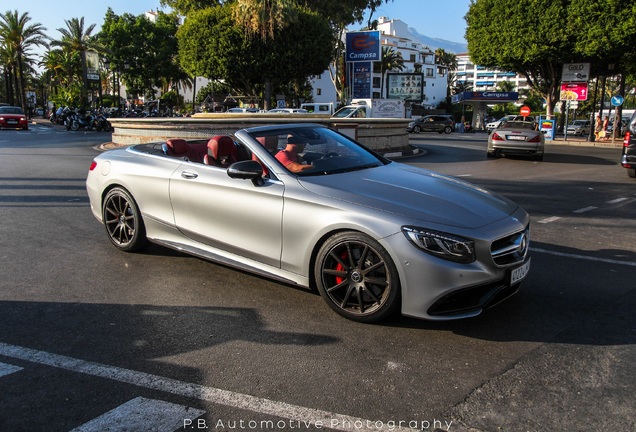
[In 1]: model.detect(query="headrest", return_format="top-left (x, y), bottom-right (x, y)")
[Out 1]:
top-left (207, 135), bottom-right (235, 158)
top-left (166, 138), bottom-right (188, 154)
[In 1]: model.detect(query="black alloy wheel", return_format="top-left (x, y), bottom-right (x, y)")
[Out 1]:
top-left (102, 187), bottom-right (148, 252)
top-left (315, 232), bottom-right (400, 323)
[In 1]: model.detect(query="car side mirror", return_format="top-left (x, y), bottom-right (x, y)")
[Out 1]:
top-left (227, 160), bottom-right (265, 186)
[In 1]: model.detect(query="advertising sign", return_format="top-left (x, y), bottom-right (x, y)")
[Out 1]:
top-left (540, 119), bottom-right (555, 140)
top-left (82, 50), bottom-right (101, 90)
top-left (346, 31), bottom-right (380, 62)
top-left (560, 82), bottom-right (588, 101)
top-left (387, 73), bottom-right (423, 101)
top-left (561, 63), bottom-right (591, 82)
top-left (352, 62), bottom-right (372, 99)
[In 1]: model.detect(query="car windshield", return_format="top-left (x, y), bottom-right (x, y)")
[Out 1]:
top-left (0, 107), bottom-right (23, 114)
top-left (248, 126), bottom-right (388, 176)
top-left (571, 120), bottom-right (587, 125)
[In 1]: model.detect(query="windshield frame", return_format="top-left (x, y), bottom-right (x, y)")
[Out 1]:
top-left (242, 124), bottom-right (390, 177)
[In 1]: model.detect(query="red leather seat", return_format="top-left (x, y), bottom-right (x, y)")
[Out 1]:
top-left (165, 138), bottom-right (188, 157)
top-left (204, 135), bottom-right (237, 167)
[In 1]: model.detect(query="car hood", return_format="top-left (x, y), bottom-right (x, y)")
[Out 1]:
top-left (299, 163), bottom-right (519, 229)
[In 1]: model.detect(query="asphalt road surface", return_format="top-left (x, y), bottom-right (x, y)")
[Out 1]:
top-left (0, 125), bottom-right (634, 431)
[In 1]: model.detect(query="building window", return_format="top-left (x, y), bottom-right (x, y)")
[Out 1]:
top-left (316, 88), bottom-right (322, 95)
top-left (426, 68), bottom-right (434, 77)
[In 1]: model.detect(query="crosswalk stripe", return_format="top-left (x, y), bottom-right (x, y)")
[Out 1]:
top-left (0, 362), bottom-right (23, 377)
top-left (0, 342), bottom-right (418, 431)
top-left (70, 397), bottom-right (205, 432)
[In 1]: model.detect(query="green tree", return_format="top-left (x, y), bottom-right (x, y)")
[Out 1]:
top-left (466, 0), bottom-right (636, 118)
top-left (0, 10), bottom-right (48, 111)
top-left (178, 4), bottom-right (333, 109)
top-left (98, 9), bottom-right (182, 102)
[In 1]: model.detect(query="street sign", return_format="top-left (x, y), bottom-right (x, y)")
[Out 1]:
top-left (611, 95), bottom-right (624, 106)
top-left (520, 106), bottom-right (531, 116)
top-left (560, 82), bottom-right (588, 101)
top-left (562, 63), bottom-right (591, 82)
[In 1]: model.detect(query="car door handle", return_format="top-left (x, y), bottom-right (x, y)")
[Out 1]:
top-left (181, 170), bottom-right (198, 179)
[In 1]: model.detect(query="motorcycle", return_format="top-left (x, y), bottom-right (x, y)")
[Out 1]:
top-left (91, 113), bottom-right (112, 132)
top-left (67, 111), bottom-right (94, 131)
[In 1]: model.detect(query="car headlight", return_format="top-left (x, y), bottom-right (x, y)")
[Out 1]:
top-left (402, 226), bottom-right (475, 263)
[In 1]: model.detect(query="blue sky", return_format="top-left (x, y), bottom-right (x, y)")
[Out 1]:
top-left (25, 0), bottom-right (470, 47)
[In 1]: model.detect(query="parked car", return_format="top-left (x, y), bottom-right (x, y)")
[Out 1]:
top-left (86, 124), bottom-right (530, 323)
top-left (0, 106), bottom-right (28, 130)
top-left (407, 115), bottom-right (454, 134)
top-left (486, 115), bottom-right (518, 132)
top-left (226, 107), bottom-right (260, 113)
top-left (566, 119), bottom-right (591, 136)
top-left (621, 112), bottom-right (636, 178)
top-left (267, 108), bottom-right (309, 114)
top-left (487, 120), bottom-right (544, 161)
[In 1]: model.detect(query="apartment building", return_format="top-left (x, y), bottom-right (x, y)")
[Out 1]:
top-left (455, 53), bottom-right (530, 92)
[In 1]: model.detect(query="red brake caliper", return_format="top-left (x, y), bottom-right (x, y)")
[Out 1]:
top-left (335, 252), bottom-right (348, 284)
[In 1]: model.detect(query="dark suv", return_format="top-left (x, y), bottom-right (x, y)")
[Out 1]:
top-left (407, 115), bottom-right (454, 134)
top-left (622, 113), bottom-right (636, 178)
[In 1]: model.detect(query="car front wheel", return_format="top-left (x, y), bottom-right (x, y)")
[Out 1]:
top-left (314, 232), bottom-right (400, 323)
top-left (103, 187), bottom-right (148, 252)
top-left (413, 125), bottom-right (421, 133)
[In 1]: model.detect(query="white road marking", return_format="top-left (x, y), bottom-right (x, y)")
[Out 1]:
top-left (537, 216), bottom-right (561, 224)
top-left (530, 247), bottom-right (636, 267)
top-left (0, 362), bottom-right (23, 377)
top-left (606, 197), bottom-right (628, 204)
top-left (70, 396), bottom-right (204, 432)
top-left (0, 342), bottom-right (418, 431)
top-left (573, 206), bottom-right (597, 213)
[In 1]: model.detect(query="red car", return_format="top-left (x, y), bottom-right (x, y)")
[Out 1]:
top-left (0, 106), bottom-right (29, 130)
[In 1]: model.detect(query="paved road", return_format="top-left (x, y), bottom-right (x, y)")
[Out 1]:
top-left (0, 127), bottom-right (633, 431)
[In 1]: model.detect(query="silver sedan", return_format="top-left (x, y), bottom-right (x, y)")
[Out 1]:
top-left (487, 120), bottom-right (545, 161)
top-left (86, 124), bottom-right (531, 323)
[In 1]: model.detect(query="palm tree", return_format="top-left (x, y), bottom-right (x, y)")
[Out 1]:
top-left (51, 17), bottom-right (104, 107)
top-left (435, 48), bottom-right (458, 100)
top-left (0, 10), bottom-right (48, 112)
top-left (231, 0), bottom-right (297, 109)
top-left (379, 46), bottom-right (405, 98)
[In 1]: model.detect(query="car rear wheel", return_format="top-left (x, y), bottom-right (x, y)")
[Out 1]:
top-left (444, 126), bottom-right (452, 134)
top-left (314, 232), bottom-right (400, 323)
top-left (103, 187), bottom-right (148, 252)
top-left (628, 168), bottom-right (636, 178)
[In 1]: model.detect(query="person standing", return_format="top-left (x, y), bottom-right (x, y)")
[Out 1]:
top-left (594, 115), bottom-right (602, 140)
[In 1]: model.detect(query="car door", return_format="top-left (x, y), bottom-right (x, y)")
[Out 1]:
top-left (169, 163), bottom-right (285, 268)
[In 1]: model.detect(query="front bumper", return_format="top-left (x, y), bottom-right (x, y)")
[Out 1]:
top-left (383, 210), bottom-right (530, 320)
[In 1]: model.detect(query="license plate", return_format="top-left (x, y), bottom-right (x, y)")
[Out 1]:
top-left (506, 135), bottom-right (526, 141)
top-left (7, 119), bottom-right (17, 124)
top-left (510, 259), bottom-right (530, 285)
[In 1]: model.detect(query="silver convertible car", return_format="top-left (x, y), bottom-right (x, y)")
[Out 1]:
top-left (86, 124), bottom-right (531, 323)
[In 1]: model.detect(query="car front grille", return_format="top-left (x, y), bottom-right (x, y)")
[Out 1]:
top-left (491, 226), bottom-right (529, 266)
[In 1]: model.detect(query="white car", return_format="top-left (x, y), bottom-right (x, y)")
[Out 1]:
top-left (267, 108), bottom-right (309, 114)
top-left (486, 115), bottom-right (520, 132)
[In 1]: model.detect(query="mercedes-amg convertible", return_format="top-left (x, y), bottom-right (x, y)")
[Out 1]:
top-left (86, 123), bottom-right (530, 323)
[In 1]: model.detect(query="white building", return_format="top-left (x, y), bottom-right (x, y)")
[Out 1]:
top-left (455, 53), bottom-right (530, 93)
top-left (308, 17), bottom-right (448, 109)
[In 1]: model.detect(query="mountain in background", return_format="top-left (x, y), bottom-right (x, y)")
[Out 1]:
top-left (408, 27), bottom-right (468, 54)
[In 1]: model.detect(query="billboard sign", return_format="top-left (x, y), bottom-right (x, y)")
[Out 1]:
top-left (387, 73), bottom-right (423, 101)
top-left (560, 82), bottom-right (588, 101)
top-left (352, 62), bottom-right (372, 99)
top-left (346, 31), bottom-right (380, 62)
top-left (561, 63), bottom-right (590, 82)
